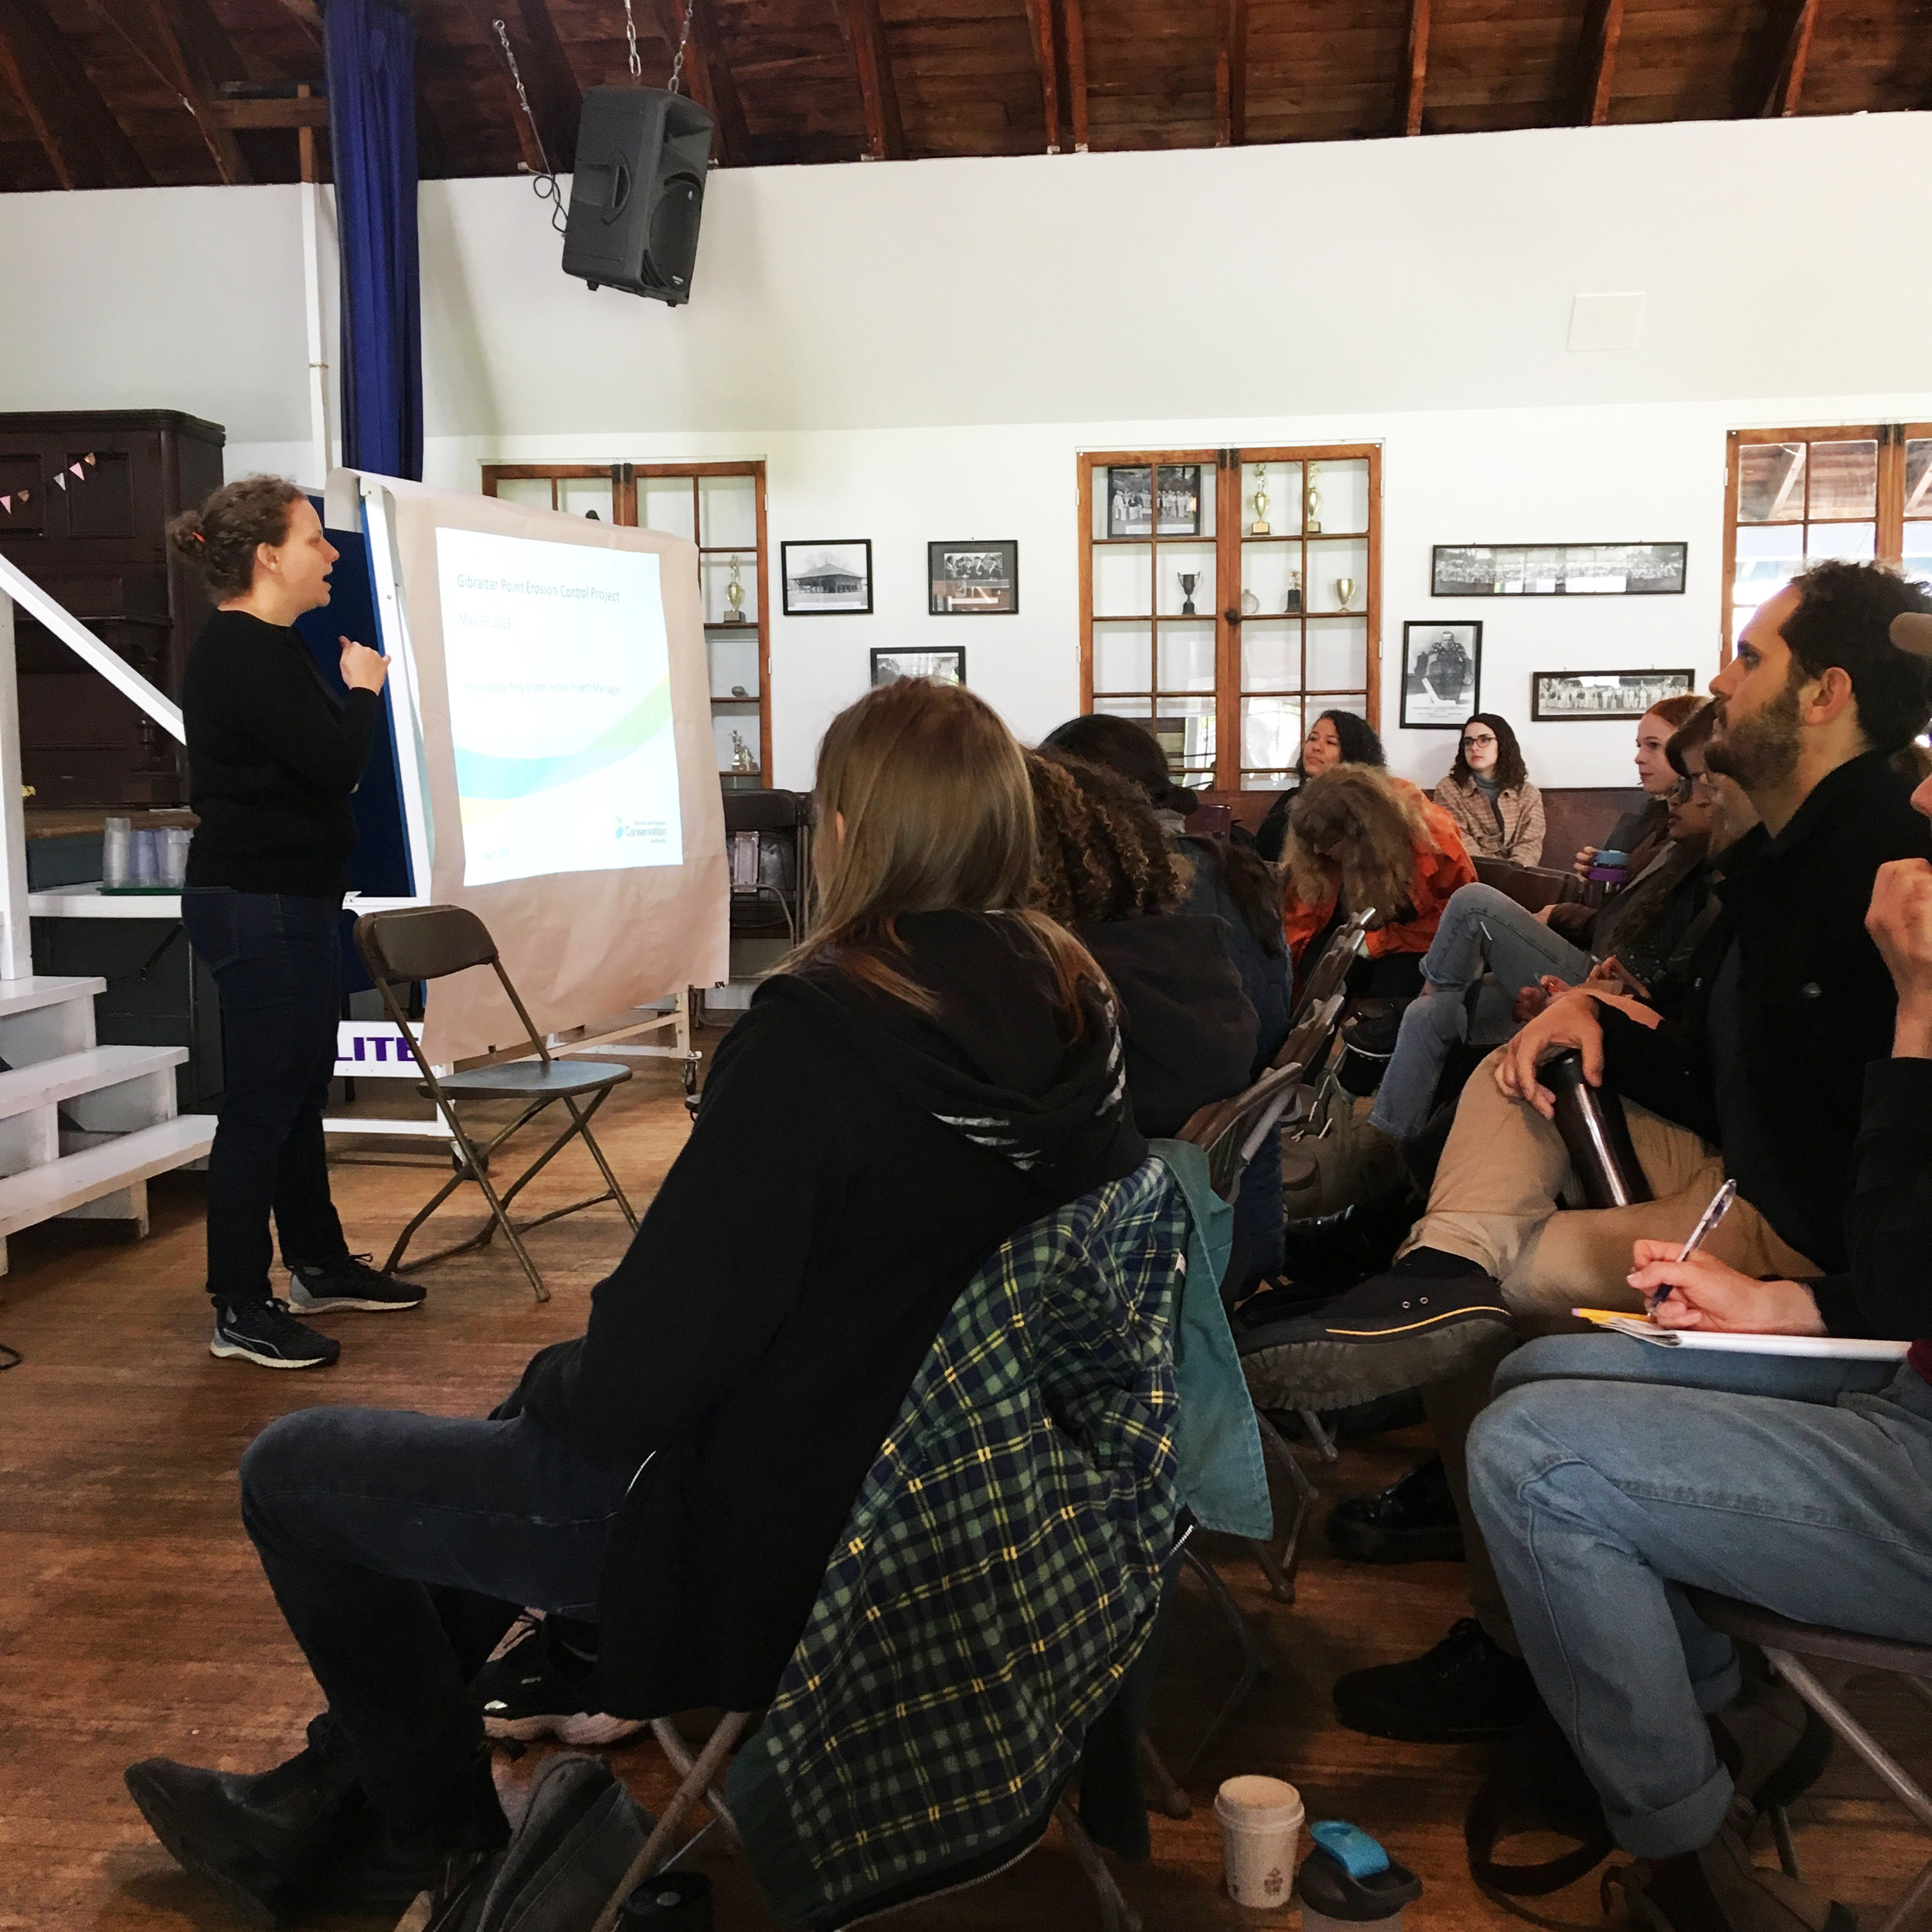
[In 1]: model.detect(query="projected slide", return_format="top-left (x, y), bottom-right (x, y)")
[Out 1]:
top-left (436, 528), bottom-right (684, 888)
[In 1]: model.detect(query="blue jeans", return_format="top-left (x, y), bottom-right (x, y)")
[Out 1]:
top-left (182, 888), bottom-right (349, 1304)
top-left (1468, 1336), bottom-right (1932, 1858)
top-left (240, 1404), bottom-right (635, 1846)
top-left (1369, 886), bottom-right (1591, 1142)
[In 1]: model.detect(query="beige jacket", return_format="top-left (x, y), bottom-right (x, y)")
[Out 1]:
top-left (1433, 774), bottom-right (1546, 866)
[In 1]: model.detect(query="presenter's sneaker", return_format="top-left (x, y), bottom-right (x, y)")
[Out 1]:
top-left (287, 1253), bottom-right (424, 1314)
top-left (210, 1298), bottom-right (341, 1371)
top-left (1332, 1616), bottom-right (1540, 1743)
top-left (474, 1614), bottom-right (642, 1748)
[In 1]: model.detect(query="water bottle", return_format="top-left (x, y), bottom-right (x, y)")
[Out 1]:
top-left (1295, 1821), bottom-right (1421, 1932)
top-left (621, 1870), bottom-right (710, 1927)
top-left (1542, 1047), bottom-right (1652, 1209)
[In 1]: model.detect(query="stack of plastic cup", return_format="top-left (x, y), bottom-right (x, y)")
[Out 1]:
top-left (1213, 1775), bottom-right (1304, 1910)
top-left (102, 816), bottom-right (132, 889)
top-left (162, 826), bottom-right (192, 887)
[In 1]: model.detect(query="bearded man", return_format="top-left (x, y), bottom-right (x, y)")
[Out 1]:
top-left (1245, 559), bottom-right (1932, 1744)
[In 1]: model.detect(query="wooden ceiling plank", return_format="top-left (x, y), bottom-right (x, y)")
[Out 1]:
top-left (1400, 0), bottom-right (1429, 134)
top-left (1022, 0), bottom-right (1060, 152)
top-left (0, 0), bottom-right (151, 189)
top-left (209, 94), bottom-right (332, 128)
top-left (831, 0), bottom-right (904, 160)
top-left (1215, 0), bottom-right (1248, 145)
top-left (271, 0), bottom-right (322, 40)
top-left (1755, 0), bottom-right (1821, 114)
top-left (107, 0), bottom-right (252, 183)
top-left (1063, 0), bottom-right (1089, 150)
top-left (1573, 0), bottom-right (1626, 124)
top-left (647, 0), bottom-right (748, 168)
top-left (506, 0), bottom-right (582, 172)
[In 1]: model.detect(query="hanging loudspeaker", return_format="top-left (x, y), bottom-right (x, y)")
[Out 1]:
top-left (562, 87), bottom-right (713, 304)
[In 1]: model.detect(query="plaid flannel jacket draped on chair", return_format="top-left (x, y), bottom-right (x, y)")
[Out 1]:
top-left (725, 1154), bottom-right (1191, 1930)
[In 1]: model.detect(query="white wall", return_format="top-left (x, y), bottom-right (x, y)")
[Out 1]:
top-left (5, 111), bottom-right (1928, 791)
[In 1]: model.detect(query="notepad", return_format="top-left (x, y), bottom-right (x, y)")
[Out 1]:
top-left (1570, 1311), bottom-right (1911, 1359)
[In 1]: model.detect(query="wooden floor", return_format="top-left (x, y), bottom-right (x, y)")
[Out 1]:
top-left (2, 1036), bottom-right (1927, 1932)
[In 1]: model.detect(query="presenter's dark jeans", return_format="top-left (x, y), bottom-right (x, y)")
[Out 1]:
top-left (182, 887), bottom-right (349, 1306)
top-left (240, 1405), bottom-right (632, 1845)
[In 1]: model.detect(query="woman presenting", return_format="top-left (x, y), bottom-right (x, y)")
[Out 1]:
top-left (169, 477), bottom-right (420, 1370)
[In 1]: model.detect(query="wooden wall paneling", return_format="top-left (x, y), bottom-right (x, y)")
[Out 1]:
top-left (1877, 422), bottom-right (1906, 566)
top-left (0, 0), bottom-right (152, 189)
top-left (1401, 0), bottom-right (1429, 132)
top-left (502, 0), bottom-right (582, 172)
top-left (1022, 0), bottom-right (1061, 151)
top-left (832, 0), bottom-right (904, 160)
top-left (1573, 0), bottom-right (1625, 123)
top-left (1215, 0), bottom-right (1247, 145)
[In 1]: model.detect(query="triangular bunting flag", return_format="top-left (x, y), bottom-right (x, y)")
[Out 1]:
top-left (0, 496), bottom-right (11, 514)
top-left (83, 453), bottom-right (95, 465)
top-left (53, 473), bottom-right (65, 489)
top-left (68, 462), bottom-right (83, 478)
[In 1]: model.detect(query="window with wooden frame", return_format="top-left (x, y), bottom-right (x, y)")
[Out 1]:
top-left (1723, 427), bottom-right (1932, 655)
top-left (480, 461), bottom-right (771, 788)
top-left (1077, 446), bottom-right (1380, 796)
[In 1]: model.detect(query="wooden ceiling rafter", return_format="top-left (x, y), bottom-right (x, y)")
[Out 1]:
top-left (1753, 0), bottom-right (1821, 116)
top-left (502, 0), bottom-right (582, 172)
top-left (110, 0), bottom-right (253, 183)
top-left (1400, 0), bottom-right (1429, 135)
top-left (1572, 0), bottom-right (1624, 125)
top-left (1062, 0), bottom-right (1087, 151)
top-left (646, 0), bottom-right (747, 168)
top-left (831, 0), bottom-right (904, 162)
top-left (1215, 0), bottom-right (1248, 147)
top-left (1022, 0), bottom-right (1060, 155)
top-left (0, 0), bottom-right (152, 188)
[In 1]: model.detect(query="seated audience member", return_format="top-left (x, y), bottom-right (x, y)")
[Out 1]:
top-left (1464, 753), bottom-right (1932, 1932)
top-left (1281, 763), bottom-right (1478, 1001)
top-left (1253, 709), bottom-right (1387, 862)
top-left (124, 679), bottom-right (1152, 1928)
top-left (1434, 713), bottom-right (1545, 865)
top-left (1041, 713), bottom-right (1291, 1284)
top-left (1247, 560), bottom-right (1932, 1743)
top-left (1570, 692), bottom-right (1708, 879)
top-left (1027, 750), bottom-right (1258, 1138)
top-left (1368, 708), bottom-right (1740, 1146)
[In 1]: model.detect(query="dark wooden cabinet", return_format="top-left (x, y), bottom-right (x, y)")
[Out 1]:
top-left (0, 410), bottom-right (226, 808)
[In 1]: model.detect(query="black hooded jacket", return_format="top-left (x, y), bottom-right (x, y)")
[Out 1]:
top-left (513, 910), bottom-right (1147, 1716)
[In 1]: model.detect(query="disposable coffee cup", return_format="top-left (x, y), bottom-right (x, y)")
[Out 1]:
top-left (1214, 1774), bottom-right (1303, 1910)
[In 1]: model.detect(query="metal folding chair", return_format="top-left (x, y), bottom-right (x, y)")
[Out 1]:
top-left (1686, 1590), bottom-right (1932, 1932)
top-left (353, 906), bottom-right (640, 1304)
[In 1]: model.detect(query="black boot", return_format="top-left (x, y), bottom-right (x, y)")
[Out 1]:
top-left (1327, 1453), bottom-right (1467, 1563)
top-left (124, 1716), bottom-right (360, 1927)
top-left (1277, 1184), bottom-right (1422, 1297)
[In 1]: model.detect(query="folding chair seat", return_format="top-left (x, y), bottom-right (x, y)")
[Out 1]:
top-left (354, 905), bottom-right (640, 1304)
top-left (1685, 1590), bottom-right (1932, 1932)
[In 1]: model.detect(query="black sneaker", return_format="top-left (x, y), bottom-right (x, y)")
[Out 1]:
top-left (474, 1614), bottom-right (642, 1748)
top-left (210, 1298), bottom-right (341, 1371)
top-left (1328, 1453), bottom-right (1467, 1563)
top-left (287, 1253), bottom-right (424, 1314)
top-left (1333, 1617), bottom-right (1541, 1743)
top-left (1240, 1248), bottom-right (1512, 1413)
top-left (1276, 1184), bottom-right (1422, 1298)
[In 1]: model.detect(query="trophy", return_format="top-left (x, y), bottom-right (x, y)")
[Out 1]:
top-left (1240, 587), bottom-right (1260, 617)
top-left (1306, 464), bottom-right (1323, 535)
top-left (723, 556), bottom-right (747, 624)
top-left (1335, 577), bottom-right (1357, 611)
top-left (1250, 465), bottom-right (1270, 536)
top-left (1285, 570), bottom-right (1302, 614)
top-left (730, 729), bottom-right (755, 774)
top-left (1177, 570), bottom-right (1200, 617)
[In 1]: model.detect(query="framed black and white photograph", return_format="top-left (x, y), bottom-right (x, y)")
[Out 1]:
top-left (928, 540), bottom-right (1018, 615)
top-left (871, 648), bottom-right (965, 689)
top-left (1107, 464), bottom-right (1202, 539)
top-left (781, 539), bottom-right (872, 615)
top-left (1532, 669), bottom-right (1698, 722)
top-left (1401, 621), bottom-right (1482, 729)
top-left (1432, 543), bottom-right (1689, 597)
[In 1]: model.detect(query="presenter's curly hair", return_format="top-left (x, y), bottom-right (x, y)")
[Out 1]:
top-left (785, 677), bottom-right (1107, 1025)
top-left (167, 476), bottom-right (306, 598)
top-left (1284, 764), bottom-right (1438, 931)
top-left (1026, 751), bottom-right (1184, 925)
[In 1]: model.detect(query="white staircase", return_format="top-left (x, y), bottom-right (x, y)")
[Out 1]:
top-left (0, 975), bottom-right (214, 1272)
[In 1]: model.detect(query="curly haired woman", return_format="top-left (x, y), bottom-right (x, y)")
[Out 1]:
top-left (1281, 764), bottom-right (1477, 998)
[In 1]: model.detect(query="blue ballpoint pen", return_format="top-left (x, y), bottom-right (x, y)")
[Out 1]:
top-left (1649, 1178), bottom-right (1738, 1312)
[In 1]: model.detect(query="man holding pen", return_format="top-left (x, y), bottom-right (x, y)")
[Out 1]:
top-left (1461, 757), bottom-right (1932, 1932)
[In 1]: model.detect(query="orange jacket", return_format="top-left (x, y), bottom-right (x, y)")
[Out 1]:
top-left (1281, 784), bottom-right (1477, 970)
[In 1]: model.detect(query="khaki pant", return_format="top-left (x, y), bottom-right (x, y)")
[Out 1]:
top-left (1405, 1054), bottom-right (1818, 1649)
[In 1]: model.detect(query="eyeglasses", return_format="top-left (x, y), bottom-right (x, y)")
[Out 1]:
top-left (1460, 734), bottom-right (1496, 750)
top-left (1670, 777), bottom-right (1715, 804)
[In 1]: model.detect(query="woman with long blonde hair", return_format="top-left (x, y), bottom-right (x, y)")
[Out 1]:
top-left (128, 677), bottom-right (1148, 1927)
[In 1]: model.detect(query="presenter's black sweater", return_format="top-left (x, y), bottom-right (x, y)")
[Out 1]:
top-left (182, 608), bottom-right (379, 900)
top-left (507, 910), bottom-right (1148, 1719)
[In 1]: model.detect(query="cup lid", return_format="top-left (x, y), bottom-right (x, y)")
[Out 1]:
top-left (1294, 1824), bottom-right (1422, 1921)
top-left (1214, 1774), bottom-right (1304, 1825)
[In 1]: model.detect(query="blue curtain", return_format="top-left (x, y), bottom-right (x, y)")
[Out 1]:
top-left (324, 0), bottom-right (423, 481)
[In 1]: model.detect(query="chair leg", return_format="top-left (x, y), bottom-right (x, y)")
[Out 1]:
top-left (564, 1093), bottom-right (641, 1231)
top-left (1298, 1408), bottom-right (1339, 1464)
top-left (1177, 1543), bottom-right (1274, 1781)
top-left (1138, 1733), bottom-right (1191, 1819)
top-left (1056, 1799), bottom-right (1141, 1932)
top-left (1254, 1410), bottom-right (1321, 1599)
top-left (1766, 1652), bottom-right (1932, 1835)
top-left (589, 1711), bottom-right (753, 1932)
top-left (1770, 1804), bottom-right (1801, 1881)
top-left (648, 1715), bottom-right (741, 1844)
top-left (1879, 1857), bottom-right (1932, 1932)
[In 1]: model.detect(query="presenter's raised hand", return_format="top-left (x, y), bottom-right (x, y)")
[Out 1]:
top-left (338, 636), bottom-right (390, 694)
top-left (1495, 989), bottom-right (1604, 1121)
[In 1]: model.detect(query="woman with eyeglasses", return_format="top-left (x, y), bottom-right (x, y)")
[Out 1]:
top-left (1434, 713), bottom-right (1545, 865)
